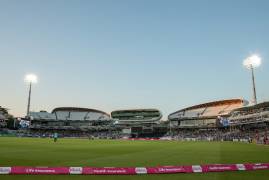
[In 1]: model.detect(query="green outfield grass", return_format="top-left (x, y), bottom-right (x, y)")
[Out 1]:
top-left (0, 137), bottom-right (268, 180)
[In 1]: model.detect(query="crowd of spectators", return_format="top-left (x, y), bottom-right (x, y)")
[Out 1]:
top-left (167, 125), bottom-right (268, 144)
top-left (16, 129), bottom-right (124, 139)
top-left (3, 122), bottom-right (269, 145)
top-left (230, 103), bottom-right (269, 118)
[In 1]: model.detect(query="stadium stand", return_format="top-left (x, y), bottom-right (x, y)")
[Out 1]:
top-left (228, 102), bottom-right (269, 125)
top-left (168, 99), bottom-right (247, 128)
top-left (28, 107), bottom-right (112, 136)
top-left (111, 109), bottom-right (166, 138)
top-left (202, 105), bottom-right (227, 117)
top-left (52, 107), bottom-right (110, 121)
top-left (162, 101), bottom-right (269, 144)
top-left (111, 109), bottom-right (162, 123)
top-left (183, 108), bottom-right (205, 118)
top-left (29, 111), bottom-right (56, 120)
top-left (11, 100), bottom-right (269, 144)
top-left (53, 110), bottom-right (70, 120)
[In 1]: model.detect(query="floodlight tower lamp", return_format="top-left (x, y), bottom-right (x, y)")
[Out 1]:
top-left (24, 74), bottom-right (38, 117)
top-left (243, 55), bottom-right (261, 105)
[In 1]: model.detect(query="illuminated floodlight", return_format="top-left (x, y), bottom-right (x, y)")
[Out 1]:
top-left (243, 54), bottom-right (262, 105)
top-left (24, 73), bottom-right (38, 117)
top-left (243, 54), bottom-right (262, 69)
top-left (24, 74), bottom-right (38, 84)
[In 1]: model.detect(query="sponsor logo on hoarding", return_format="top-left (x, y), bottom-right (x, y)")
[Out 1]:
top-left (2, 163), bottom-right (269, 176)
top-left (91, 168), bottom-right (128, 174)
top-left (69, 167), bottom-right (82, 174)
top-left (25, 168), bottom-right (56, 173)
top-left (250, 164), bottom-right (269, 170)
top-left (192, 165), bottom-right (202, 173)
top-left (158, 167), bottom-right (184, 172)
top-left (236, 164), bottom-right (246, 171)
top-left (0, 167), bottom-right (11, 174)
top-left (252, 165), bottom-right (268, 170)
top-left (135, 167), bottom-right (147, 174)
top-left (208, 166), bottom-right (232, 170)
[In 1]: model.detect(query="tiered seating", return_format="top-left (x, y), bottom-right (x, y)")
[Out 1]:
top-left (84, 112), bottom-right (110, 121)
top-left (202, 105), bottom-right (227, 116)
top-left (220, 103), bottom-right (242, 115)
top-left (30, 112), bottom-right (56, 120)
top-left (180, 120), bottom-right (203, 127)
top-left (183, 108), bottom-right (205, 117)
top-left (54, 111), bottom-right (70, 120)
top-left (69, 112), bottom-right (88, 120)
top-left (218, 105), bottom-right (231, 114)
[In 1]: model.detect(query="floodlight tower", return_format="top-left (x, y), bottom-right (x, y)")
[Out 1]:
top-left (243, 55), bottom-right (261, 105)
top-left (24, 74), bottom-right (38, 117)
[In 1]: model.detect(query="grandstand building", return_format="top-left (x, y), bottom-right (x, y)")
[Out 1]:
top-left (228, 101), bottom-right (269, 126)
top-left (168, 99), bottom-right (248, 129)
top-left (29, 107), bottom-right (112, 133)
top-left (111, 109), bottom-right (166, 137)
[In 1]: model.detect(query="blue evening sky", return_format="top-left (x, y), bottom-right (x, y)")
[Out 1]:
top-left (0, 0), bottom-right (268, 118)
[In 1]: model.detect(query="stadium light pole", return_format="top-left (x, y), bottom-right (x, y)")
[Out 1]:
top-left (24, 74), bottom-right (38, 117)
top-left (243, 54), bottom-right (261, 105)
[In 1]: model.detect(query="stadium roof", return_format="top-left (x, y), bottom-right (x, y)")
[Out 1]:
top-left (168, 98), bottom-right (247, 120)
top-left (52, 107), bottom-right (110, 117)
top-left (176, 99), bottom-right (246, 112)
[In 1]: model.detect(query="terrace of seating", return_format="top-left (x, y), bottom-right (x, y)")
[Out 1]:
top-left (29, 112), bottom-right (56, 120)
